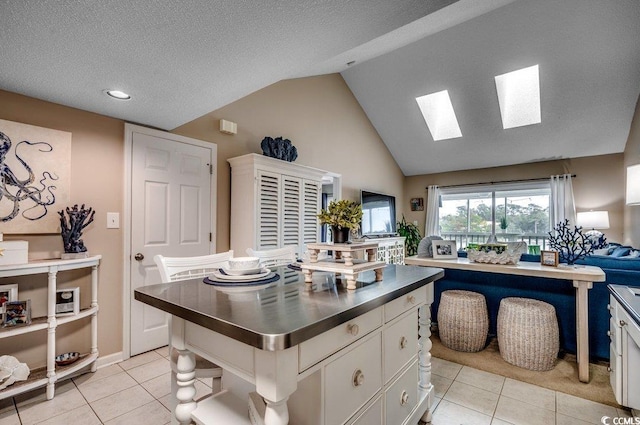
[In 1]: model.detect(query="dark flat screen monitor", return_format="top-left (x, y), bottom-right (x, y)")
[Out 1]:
top-left (360, 190), bottom-right (397, 236)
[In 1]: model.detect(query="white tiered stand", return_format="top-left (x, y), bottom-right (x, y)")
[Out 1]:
top-left (0, 255), bottom-right (100, 400)
top-left (302, 242), bottom-right (386, 290)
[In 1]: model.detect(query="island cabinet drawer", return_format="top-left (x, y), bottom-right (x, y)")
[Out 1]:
top-left (384, 287), bottom-right (425, 322)
top-left (348, 395), bottom-right (382, 425)
top-left (325, 333), bottom-right (382, 425)
top-left (384, 310), bottom-right (418, 383)
top-left (610, 317), bottom-right (621, 351)
top-left (299, 307), bottom-right (382, 372)
top-left (385, 359), bottom-right (418, 425)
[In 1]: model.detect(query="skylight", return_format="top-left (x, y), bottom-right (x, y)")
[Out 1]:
top-left (494, 65), bottom-right (541, 129)
top-left (415, 90), bottom-right (462, 141)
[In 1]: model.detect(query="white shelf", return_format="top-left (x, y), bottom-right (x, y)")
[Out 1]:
top-left (0, 256), bottom-right (100, 400)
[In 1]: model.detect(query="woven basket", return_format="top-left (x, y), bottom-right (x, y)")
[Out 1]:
top-left (497, 297), bottom-right (559, 371)
top-left (437, 290), bottom-right (489, 352)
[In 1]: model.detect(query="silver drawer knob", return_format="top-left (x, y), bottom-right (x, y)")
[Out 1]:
top-left (407, 295), bottom-right (416, 304)
top-left (352, 369), bottom-right (365, 387)
top-left (347, 323), bottom-right (359, 336)
top-left (607, 304), bottom-right (612, 311)
top-left (400, 390), bottom-right (409, 405)
top-left (620, 320), bottom-right (627, 327)
top-left (400, 336), bottom-right (408, 349)
top-left (607, 366), bottom-right (613, 373)
top-left (607, 330), bottom-right (612, 337)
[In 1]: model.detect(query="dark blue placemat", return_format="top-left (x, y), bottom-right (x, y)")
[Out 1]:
top-left (203, 272), bottom-right (280, 287)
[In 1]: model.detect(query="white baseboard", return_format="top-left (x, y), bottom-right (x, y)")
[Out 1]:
top-left (96, 352), bottom-right (125, 368)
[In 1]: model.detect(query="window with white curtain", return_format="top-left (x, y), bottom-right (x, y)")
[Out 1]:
top-left (438, 181), bottom-right (551, 249)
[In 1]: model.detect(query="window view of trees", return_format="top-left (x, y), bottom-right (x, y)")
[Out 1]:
top-left (438, 188), bottom-right (550, 249)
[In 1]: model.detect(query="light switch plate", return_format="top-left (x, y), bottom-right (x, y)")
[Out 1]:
top-left (107, 212), bottom-right (120, 229)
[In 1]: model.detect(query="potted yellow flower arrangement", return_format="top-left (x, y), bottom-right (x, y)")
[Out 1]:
top-left (317, 200), bottom-right (363, 243)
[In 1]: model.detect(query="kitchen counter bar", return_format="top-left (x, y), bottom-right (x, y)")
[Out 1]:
top-left (135, 264), bottom-right (443, 351)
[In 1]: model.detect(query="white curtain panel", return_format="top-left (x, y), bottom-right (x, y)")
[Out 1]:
top-left (425, 185), bottom-right (441, 236)
top-left (550, 174), bottom-right (576, 230)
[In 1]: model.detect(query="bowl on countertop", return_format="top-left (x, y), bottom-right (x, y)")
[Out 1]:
top-left (227, 257), bottom-right (260, 271)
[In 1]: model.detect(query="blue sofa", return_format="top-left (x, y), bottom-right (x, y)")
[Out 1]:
top-left (430, 252), bottom-right (640, 361)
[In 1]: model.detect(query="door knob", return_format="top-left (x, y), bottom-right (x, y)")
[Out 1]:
top-left (134, 253), bottom-right (144, 261)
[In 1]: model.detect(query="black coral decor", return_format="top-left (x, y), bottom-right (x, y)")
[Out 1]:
top-left (59, 204), bottom-right (95, 253)
top-left (547, 219), bottom-right (594, 265)
top-left (260, 137), bottom-right (298, 162)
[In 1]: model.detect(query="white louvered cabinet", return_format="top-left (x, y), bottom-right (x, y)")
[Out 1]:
top-left (229, 153), bottom-right (330, 256)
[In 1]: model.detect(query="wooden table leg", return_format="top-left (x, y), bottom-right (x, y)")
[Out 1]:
top-left (374, 268), bottom-right (383, 282)
top-left (366, 248), bottom-right (376, 262)
top-left (174, 349), bottom-right (197, 424)
top-left (255, 348), bottom-right (297, 425)
top-left (343, 252), bottom-right (353, 267)
top-left (309, 249), bottom-right (319, 263)
top-left (573, 280), bottom-right (593, 383)
top-left (345, 273), bottom-right (357, 290)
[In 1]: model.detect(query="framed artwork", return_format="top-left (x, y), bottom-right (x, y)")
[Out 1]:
top-left (410, 197), bottom-right (424, 211)
top-left (432, 240), bottom-right (458, 259)
top-left (56, 287), bottom-right (80, 316)
top-left (2, 300), bottom-right (31, 327)
top-left (541, 250), bottom-right (559, 267)
top-left (0, 284), bottom-right (18, 314)
top-left (0, 119), bottom-right (71, 234)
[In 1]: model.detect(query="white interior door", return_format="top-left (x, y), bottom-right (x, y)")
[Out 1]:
top-left (128, 125), bottom-right (214, 356)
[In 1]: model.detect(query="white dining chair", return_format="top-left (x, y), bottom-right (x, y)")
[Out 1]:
top-left (246, 246), bottom-right (297, 267)
top-left (153, 250), bottom-right (233, 401)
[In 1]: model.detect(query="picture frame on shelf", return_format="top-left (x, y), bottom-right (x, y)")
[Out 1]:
top-left (55, 287), bottom-right (80, 316)
top-left (541, 250), bottom-right (559, 267)
top-left (2, 300), bottom-right (31, 327)
top-left (0, 284), bottom-right (18, 315)
top-left (432, 240), bottom-right (458, 259)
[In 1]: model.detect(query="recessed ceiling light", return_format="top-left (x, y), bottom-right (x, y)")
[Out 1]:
top-left (105, 89), bottom-right (131, 100)
top-left (495, 65), bottom-right (540, 129)
top-left (415, 90), bottom-right (462, 141)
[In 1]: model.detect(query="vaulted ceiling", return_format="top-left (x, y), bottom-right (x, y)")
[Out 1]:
top-left (1, 0), bottom-right (639, 176)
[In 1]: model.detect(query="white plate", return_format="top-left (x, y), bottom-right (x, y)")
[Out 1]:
top-left (221, 266), bottom-right (264, 276)
top-left (210, 268), bottom-right (271, 281)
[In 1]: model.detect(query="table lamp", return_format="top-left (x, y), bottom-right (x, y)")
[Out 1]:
top-left (576, 210), bottom-right (609, 248)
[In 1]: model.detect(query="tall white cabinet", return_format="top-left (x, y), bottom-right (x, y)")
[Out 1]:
top-left (228, 154), bottom-right (330, 256)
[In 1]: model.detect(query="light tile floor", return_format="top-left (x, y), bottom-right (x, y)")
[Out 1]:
top-left (0, 349), bottom-right (637, 424)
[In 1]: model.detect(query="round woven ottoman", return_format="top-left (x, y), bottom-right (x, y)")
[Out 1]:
top-left (497, 297), bottom-right (559, 371)
top-left (437, 290), bottom-right (489, 352)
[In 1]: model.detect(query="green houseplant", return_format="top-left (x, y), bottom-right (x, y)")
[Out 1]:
top-left (317, 200), bottom-right (363, 243)
top-left (500, 217), bottom-right (508, 232)
top-left (397, 215), bottom-right (421, 256)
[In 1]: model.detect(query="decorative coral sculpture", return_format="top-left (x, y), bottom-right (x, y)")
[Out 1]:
top-left (260, 136), bottom-right (298, 162)
top-left (59, 204), bottom-right (95, 253)
top-left (547, 219), bottom-right (594, 265)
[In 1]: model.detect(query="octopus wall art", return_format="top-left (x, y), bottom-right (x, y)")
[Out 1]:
top-left (0, 119), bottom-right (71, 233)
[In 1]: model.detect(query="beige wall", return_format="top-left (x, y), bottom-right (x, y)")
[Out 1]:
top-left (404, 154), bottom-right (625, 244)
top-left (0, 89), bottom-right (124, 365)
top-left (173, 74), bottom-right (405, 251)
top-left (624, 95), bottom-right (640, 246)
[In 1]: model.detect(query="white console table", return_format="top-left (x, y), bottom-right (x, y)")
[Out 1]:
top-left (135, 265), bottom-right (443, 425)
top-left (405, 255), bottom-right (605, 383)
top-left (0, 256), bottom-right (101, 400)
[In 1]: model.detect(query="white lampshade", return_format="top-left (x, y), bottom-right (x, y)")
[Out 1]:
top-left (576, 211), bottom-right (610, 229)
top-left (627, 164), bottom-right (640, 205)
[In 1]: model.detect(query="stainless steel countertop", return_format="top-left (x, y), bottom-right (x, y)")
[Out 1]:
top-left (135, 265), bottom-right (443, 351)
top-left (609, 284), bottom-right (640, 327)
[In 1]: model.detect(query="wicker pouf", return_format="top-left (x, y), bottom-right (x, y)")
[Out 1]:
top-left (437, 290), bottom-right (489, 352)
top-left (497, 297), bottom-right (559, 371)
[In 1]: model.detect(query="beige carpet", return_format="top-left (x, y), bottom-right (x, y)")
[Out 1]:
top-left (430, 330), bottom-right (619, 408)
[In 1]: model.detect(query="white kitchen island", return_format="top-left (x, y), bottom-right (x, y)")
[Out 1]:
top-left (135, 265), bottom-right (443, 425)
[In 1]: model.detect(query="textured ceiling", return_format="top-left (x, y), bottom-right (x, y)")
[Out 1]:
top-left (342, 0), bottom-right (640, 175)
top-left (0, 0), bottom-right (462, 130)
top-left (1, 0), bottom-right (638, 176)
